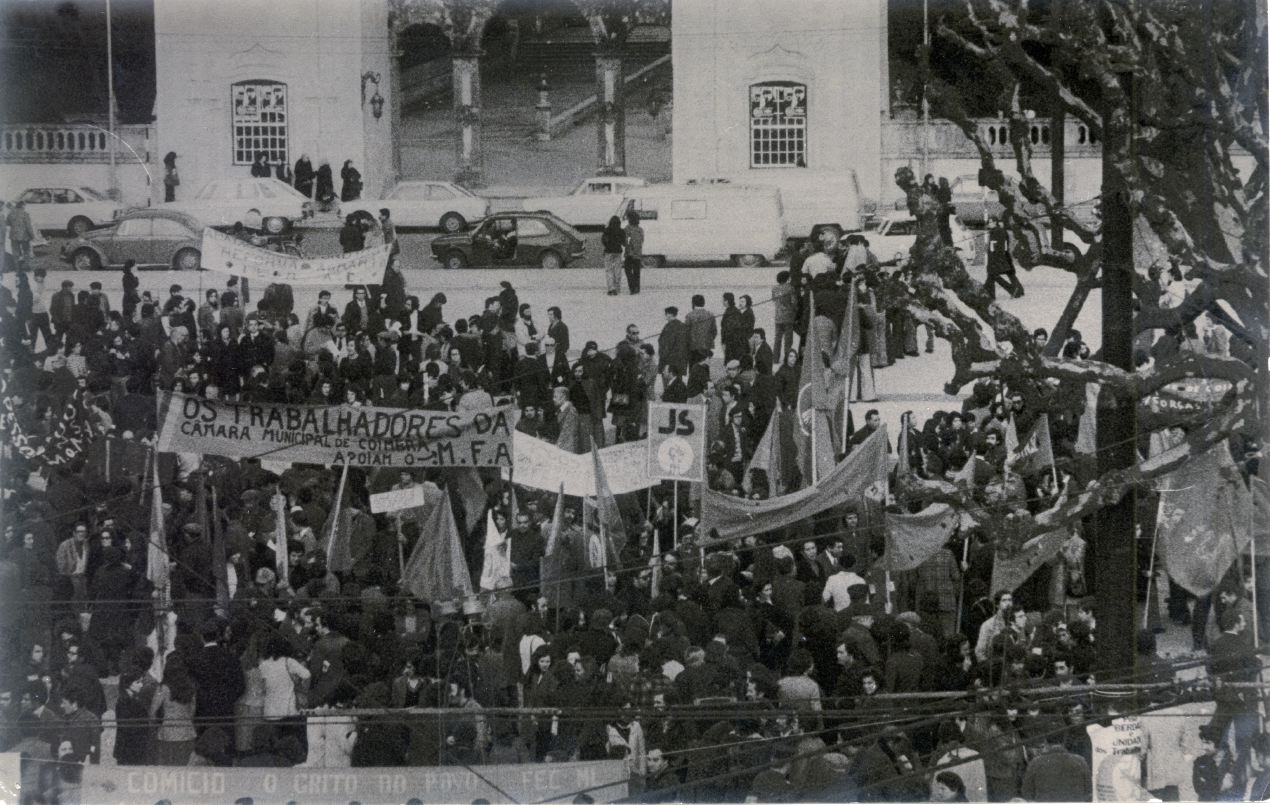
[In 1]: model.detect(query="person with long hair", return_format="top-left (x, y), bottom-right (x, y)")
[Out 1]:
top-left (258, 632), bottom-right (310, 753)
top-left (601, 216), bottom-right (626, 296)
top-left (521, 645), bottom-right (558, 759)
top-left (149, 654), bottom-right (197, 765)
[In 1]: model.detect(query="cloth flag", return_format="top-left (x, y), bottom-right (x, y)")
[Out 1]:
top-left (401, 495), bottom-right (474, 602)
top-left (1076, 382), bottom-right (1099, 454)
top-left (879, 503), bottom-right (961, 572)
top-left (990, 528), bottom-right (1070, 596)
top-left (896, 418), bottom-right (911, 479)
top-left (321, 462), bottom-right (353, 573)
top-left (146, 461), bottom-right (171, 608)
top-left (1156, 443), bottom-right (1252, 596)
top-left (704, 427), bottom-right (888, 541)
top-left (211, 484), bottom-right (230, 618)
top-left (1006, 414), bottom-right (1054, 477)
top-left (953, 454), bottom-right (989, 491)
top-left (451, 468), bottom-right (488, 535)
top-left (539, 485), bottom-right (577, 609)
top-left (480, 511), bottom-right (512, 591)
top-left (271, 488), bottom-right (289, 589)
top-left (794, 291), bottom-right (838, 484)
top-left (830, 276), bottom-right (862, 378)
top-left (2, 385), bottom-right (97, 472)
top-left (590, 440), bottom-right (627, 565)
top-left (744, 402), bottom-right (786, 496)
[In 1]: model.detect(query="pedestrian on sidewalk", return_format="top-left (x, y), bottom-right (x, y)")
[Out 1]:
top-left (602, 216), bottom-right (626, 295)
top-left (163, 152), bottom-right (180, 202)
top-left (623, 210), bottom-right (644, 294)
top-left (985, 218), bottom-right (1024, 300)
top-left (6, 201), bottom-right (34, 272)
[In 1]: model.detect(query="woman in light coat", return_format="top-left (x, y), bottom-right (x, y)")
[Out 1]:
top-left (258, 632), bottom-right (311, 752)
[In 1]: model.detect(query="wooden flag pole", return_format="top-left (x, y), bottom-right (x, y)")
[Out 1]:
top-left (1141, 523), bottom-right (1161, 630)
top-left (955, 533), bottom-right (970, 634)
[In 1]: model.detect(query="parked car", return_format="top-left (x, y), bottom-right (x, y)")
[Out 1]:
top-left (62, 209), bottom-right (204, 271)
top-left (619, 184), bottom-right (784, 267)
top-left (160, 178), bottom-right (313, 233)
top-left (520, 176), bottom-right (648, 228)
top-left (868, 214), bottom-right (976, 263)
top-left (14, 186), bottom-right (125, 235)
top-left (342, 180), bottom-right (490, 232)
top-left (430, 211), bottom-right (585, 270)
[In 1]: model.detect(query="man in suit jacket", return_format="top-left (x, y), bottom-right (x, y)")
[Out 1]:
top-left (750, 329), bottom-right (775, 376)
top-left (547, 306), bottom-right (570, 358)
top-left (661, 365), bottom-right (689, 403)
top-left (657, 307), bottom-right (689, 374)
top-left (305, 290), bottom-right (338, 332)
top-left (342, 287), bottom-right (375, 334)
top-left (186, 619), bottom-right (246, 734)
top-left (196, 289), bottom-right (224, 340)
top-left (239, 318), bottom-right (275, 374)
top-left (553, 385), bottom-right (582, 453)
top-left (684, 294), bottom-right (717, 357)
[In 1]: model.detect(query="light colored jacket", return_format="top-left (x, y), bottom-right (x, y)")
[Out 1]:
top-left (259, 656), bottom-right (310, 719)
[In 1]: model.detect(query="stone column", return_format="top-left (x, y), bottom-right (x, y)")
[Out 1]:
top-left (594, 53), bottom-right (626, 176)
top-left (452, 53), bottom-right (483, 187)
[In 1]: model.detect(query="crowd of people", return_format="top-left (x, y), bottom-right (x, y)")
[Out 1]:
top-left (0, 194), bottom-right (1266, 803)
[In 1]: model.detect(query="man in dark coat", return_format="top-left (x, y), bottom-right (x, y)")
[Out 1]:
top-left (657, 307), bottom-right (689, 374)
top-left (186, 618), bottom-right (246, 735)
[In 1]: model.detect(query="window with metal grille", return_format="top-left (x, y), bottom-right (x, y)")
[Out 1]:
top-left (750, 81), bottom-right (807, 168)
top-left (231, 80), bottom-right (288, 166)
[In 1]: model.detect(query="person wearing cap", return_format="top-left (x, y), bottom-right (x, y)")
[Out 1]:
top-left (657, 306), bottom-right (689, 375)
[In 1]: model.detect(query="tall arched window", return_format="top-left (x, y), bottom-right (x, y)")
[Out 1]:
top-left (231, 80), bottom-right (288, 166)
top-left (749, 81), bottom-right (807, 168)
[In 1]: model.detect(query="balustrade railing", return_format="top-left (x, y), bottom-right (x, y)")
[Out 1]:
top-left (0, 123), bottom-right (151, 163)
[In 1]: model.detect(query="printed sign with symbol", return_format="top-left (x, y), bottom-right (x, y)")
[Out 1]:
top-left (647, 402), bottom-right (706, 482)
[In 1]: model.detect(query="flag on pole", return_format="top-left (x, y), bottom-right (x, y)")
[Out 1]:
top-left (401, 495), bottom-right (474, 602)
top-left (744, 402), bottom-right (786, 496)
top-left (879, 504), bottom-right (961, 572)
top-left (795, 292), bottom-right (837, 484)
top-left (271, 487), bottom-right (289, 589)
top-left (896, 417), bottom-right (911, 479)
top-left (1075, 383), bottom-right (1099, 454)
top-left (953, 453), bottom-right (988, 490)
top-left (650, 522), bottom-right (663, 600)
top-left (146, 460), bottom-right (171, 676)
top-left (991, 528), bottom-right (1071, 595)
top-left (322, 462), bottom-right (353, 573)
top-left (590, 440), bottom-right (626, 564)
top-left (211, 484), bottom-right (230, 618)
top-left (1156, 443), bottom-right (1252, 596)
top-left (540, 485), bottom-right (576, 609)
top-left (830, 274), bottom-right (861, 378)
top-left (1004, 415), bottom-right (1020, 456)
top-left (1005, 414), bottom-right (1055, 477)
top-left (451, 468), bottom-right (488, 536)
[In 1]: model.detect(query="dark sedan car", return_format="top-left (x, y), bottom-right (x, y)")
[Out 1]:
top-left (63, 209), bottom-right (204, 270)
top-left (430, 211), bottom-right (586, 270)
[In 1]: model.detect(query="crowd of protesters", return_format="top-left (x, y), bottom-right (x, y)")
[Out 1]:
top-left (0, 190), bottom-right (1266, 803)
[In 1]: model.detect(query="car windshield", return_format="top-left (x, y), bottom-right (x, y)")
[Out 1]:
top-left (78, 187), bottom-right (108, 201)
top-left (270, 181), bottom-right (308, 201)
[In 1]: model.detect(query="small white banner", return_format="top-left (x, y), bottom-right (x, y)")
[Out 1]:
top-left (201, 227), bottom-right (389, 286)
top-left (370, 485), bottom-right (429, 514)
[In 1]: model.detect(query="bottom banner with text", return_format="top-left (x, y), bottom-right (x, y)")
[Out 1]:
top-left (63, 759), bottom-right (627, 805)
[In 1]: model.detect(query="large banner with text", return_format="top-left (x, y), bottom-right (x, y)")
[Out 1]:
top-left (201, 227), bottom-right (390, 286)
top-left (72, 760), bottom-right (627, 805)
top-left (512, 432), bottom-right (654, 495)
top-left (157, 392), bottom-right (515, 468)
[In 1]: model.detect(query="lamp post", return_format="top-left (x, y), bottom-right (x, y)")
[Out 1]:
top-left (106, 0), bottom-right (118, 199)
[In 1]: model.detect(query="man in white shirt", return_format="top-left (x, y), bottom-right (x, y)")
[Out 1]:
top-left (822, 554), bottom-right (866, 612)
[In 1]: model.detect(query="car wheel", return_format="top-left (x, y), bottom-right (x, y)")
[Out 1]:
top-left (71, 249), bottom-right (101, 271)
top-left (440, 212), bottom-right (466, 233)
top-left (640, 255), bottom-right (665, 269)
top-left (68, 216), bottom-right (93, 237)
top-left (262, 216), bottom-right (287, 234)
top-left (443, 251), bottom-right (468, 270)
top-left (539, 250), bottom-right (563, 270)
top-left (174, 248), bottom-right (201, 271)
top-left (733, 254), bottom-right (764, 267)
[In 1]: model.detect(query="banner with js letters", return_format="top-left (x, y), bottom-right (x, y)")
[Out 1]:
top-left (157, 392), bottom-right (515, 468)
top-left (200, 227), bottom-right (390, 286)
top-left (73, 760), bottom-right (627, 804)
top-left (647, 402), bottom-right (706, 482)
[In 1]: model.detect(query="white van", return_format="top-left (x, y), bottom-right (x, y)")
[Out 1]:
top-left (685, 171), bottom-right (861, 243)
top-left (617, 184), bottom-right (785, 267)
